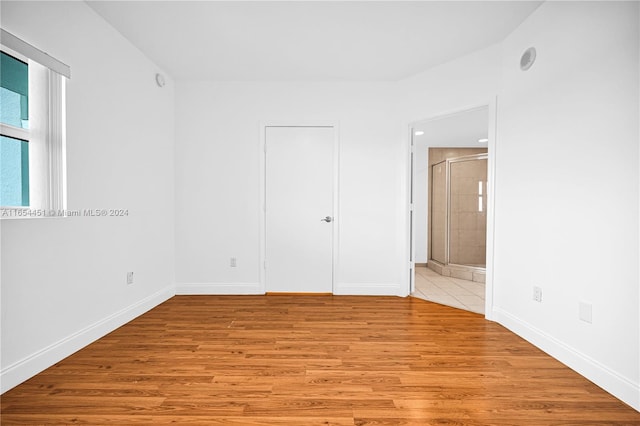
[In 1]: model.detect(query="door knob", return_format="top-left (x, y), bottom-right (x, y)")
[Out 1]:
top-left (321, 216), bottom-right (333, 223)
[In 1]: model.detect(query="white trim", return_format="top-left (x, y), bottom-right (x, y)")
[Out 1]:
top-left (409, 127), bottom-right (415, 294)
top-left (259, 124), bottom-right (266, 293)
top-left (494, 307), bottom-right (640, 411)
top-left (47, 72), bottom-right (66, 210)
top-left (484, 97), bottom-right (498, 321)
top-left (398, 124), bottom-right (412, 298)
top-left (331, 125), bottom-right (341, 294)
top-left (0, 285), bottom-right (174, 394)
top-left (334, 282), bottom-right (402, 296)
top-left (175, 282), bottom-right (263, 295)
top-left (1, 29), bottom-right (70, 78)
top-left (412, 104), bottom-right (490, 127)
top-left (0, 123), bottom-right (29, 141)
top-left (259, 121), bottom-right (340, 294)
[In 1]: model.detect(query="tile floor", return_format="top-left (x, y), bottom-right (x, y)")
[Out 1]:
top-left (412, 266), bottom-right (485, 314)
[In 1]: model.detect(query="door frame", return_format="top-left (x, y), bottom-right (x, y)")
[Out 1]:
top-left (406, 99), bottom-right (497, 320)
top-left (259, 122), bottom-right (340, 294)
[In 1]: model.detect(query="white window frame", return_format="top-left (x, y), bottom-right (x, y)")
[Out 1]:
top-left (1, 30), bottom-right (69, 218)
top-left (1, 47), bottom-right (33, 210)
top-left (0, 123), bottom-right (29, 142)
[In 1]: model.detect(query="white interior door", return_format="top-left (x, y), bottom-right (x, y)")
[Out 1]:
top-left (265, 126), bottom-right (334, 293)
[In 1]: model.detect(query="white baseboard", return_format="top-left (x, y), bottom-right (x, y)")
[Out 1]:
top-left (494, 307), bottom-right (640, 412)
top-left (175, 282), bottom-right (405, 297)
top-left (0, 285), bottom-right (175, 394)
top-left (334, 282), bottom-right (404, 296)
top-left (175, 282), bottom-right (263, 295)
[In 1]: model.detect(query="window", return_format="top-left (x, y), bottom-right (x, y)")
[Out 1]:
top-left (0, 135), bottom-right (29, 207)
top-left (0, 30), bottom-right (70, 216)
top-left (1, 52), bottom-right (30, 206)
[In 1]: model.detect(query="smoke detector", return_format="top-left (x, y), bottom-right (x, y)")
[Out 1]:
top-left (155, 73), bottom-right (166, 87)
top-left (520, 47), bottom-right (536, 71)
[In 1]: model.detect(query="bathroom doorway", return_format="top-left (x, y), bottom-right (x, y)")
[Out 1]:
top-left (409, 105), bottom-right (495, 316)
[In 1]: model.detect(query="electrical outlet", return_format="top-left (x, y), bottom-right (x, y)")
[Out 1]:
top-left (533, 286), bottom-right (543, 303)
top-left (579, 301), bottom-right (593, 323)
top-left (127, 272), bottom-right (134, 285)
top-left (230, 257), bottom-right (237, 267)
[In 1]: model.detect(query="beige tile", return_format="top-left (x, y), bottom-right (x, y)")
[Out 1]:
top-left (422, 267), bottom-right (442, 277)
top-left (465, 304), bottom-right (486, 315)
top-left (458, 195), bottom-right (479, 212)
top-left (413, 289), bottom-right (429, 300)
top-left (412, 266), bottom-right (485, 315)
top-left (414, 283), bottom-right (429, 293)
top-left (421, 286), bottom-right (449, 297)
top-left (428, 263), bottom-right (449, 276)
top-left (454, 294), bottom-right (485, 306)
top-left (450, 277), bottom-right (480, 288)
top-left (415, 267), bottom-right (431, 279)
top-left (436, 283), bottom-right (473, 296)
top-left (467, 284), bottom-right (486, 297)
top-left (432, 278), bottom-right (455, 287)
top-left (472, 272), bottom-right (486, 283)
top-left (449, 268), bottom-right (473, 281)
top-left (459, 212), bottom-right (478, 230)
top-left (429, 294), bottom-right (466, 310)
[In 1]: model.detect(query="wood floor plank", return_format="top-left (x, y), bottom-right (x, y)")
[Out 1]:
top-left (1, 295), bottom-right (639, 425)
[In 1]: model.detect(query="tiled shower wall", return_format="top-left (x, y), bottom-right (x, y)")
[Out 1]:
top-left (449, 157), bottom-right (487, 266)
top-left (428, 148), bottom-right (488, 267)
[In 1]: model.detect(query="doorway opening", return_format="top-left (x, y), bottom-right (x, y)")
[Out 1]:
top-left (409, 104), bottom-right (495, 317)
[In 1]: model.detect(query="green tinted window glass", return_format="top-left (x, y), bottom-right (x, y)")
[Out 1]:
top-left (0, 52), bottom-right (29, 129)
top-left (0, 135), bottom-right (29, 207)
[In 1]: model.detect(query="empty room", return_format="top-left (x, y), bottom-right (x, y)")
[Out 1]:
top-left (1, 0), bottom-right (639, 424)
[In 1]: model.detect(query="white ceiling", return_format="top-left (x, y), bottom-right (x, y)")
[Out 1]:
top-left (414, 106), bottom-right (488, 148)
top-left (86, 1), bottom-right (542, 81)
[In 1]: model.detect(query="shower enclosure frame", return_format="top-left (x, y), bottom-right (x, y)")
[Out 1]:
top-left (429, 152), bottom-right (488, 273)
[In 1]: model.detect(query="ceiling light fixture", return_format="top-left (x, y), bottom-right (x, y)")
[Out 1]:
top-left (478, 138), bottom-right (489, 143)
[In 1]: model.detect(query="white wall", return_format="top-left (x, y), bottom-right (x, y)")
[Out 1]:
top-left (398, 44), bottom-right (501, 124)
top-left (0, 1), bottom-right (175, 392)
top-left (493, 1), bottom-right (639, 409)
top-left (174, 81), bottom-right (404, 295)
top-left (397, 45), bottom-right (501, 285)
top-left (172, 47), bottom-right (501, 295)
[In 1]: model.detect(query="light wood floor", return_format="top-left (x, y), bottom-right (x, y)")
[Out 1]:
top-left (2, 295), bottom-right (639, 425)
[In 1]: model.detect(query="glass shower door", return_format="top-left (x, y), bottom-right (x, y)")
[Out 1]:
top-left (448, 156), bottom-right (488, 268)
